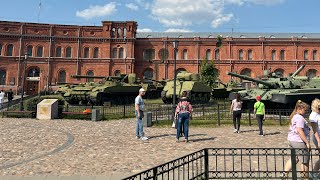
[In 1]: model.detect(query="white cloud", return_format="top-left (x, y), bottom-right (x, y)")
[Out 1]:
top-left (148, 0), bottom-right (285, 29)
top-left (76, 2), bottom-right (117, 19)
top-left (164, 28), bottom-right (192, 32)
top-left (126, 3), bottom-right (139, 11)
top-left (137, 28), bottom-right (153, 32)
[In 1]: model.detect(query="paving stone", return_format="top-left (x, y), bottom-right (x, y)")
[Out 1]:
top-left (0, 117), bottom-right (290, 178)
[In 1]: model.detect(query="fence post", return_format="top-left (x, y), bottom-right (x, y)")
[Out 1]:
top-left (279, 110), bottom-right (282, 126)
top-left (155, 109), bottom-right (158, 124)
top-left (66, 104), bottom-right (69, 112)
top-left (102, 106), bottom-right (105, 120)
top-left (217, 104), bottom-right (221, 126)
top-left (291, 148), bottom-right (297, 180)
top-left (153, 166), bottom-right (158, 180)
top-left (123, 105), bottom-right (126, 118)
top-left (202, 104), bottom-right (205, 118)
top-left (248, 109), bottom-right (251, 126)
top-left (204, 148), bottom-right (209, 180)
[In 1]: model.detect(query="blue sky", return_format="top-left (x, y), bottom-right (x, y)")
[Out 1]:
top-left (0, 0), bottom-right (319, 33)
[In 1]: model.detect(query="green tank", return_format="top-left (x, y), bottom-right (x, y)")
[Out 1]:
top-left (227, 65), bottom-right (320, 109)
top-left (142, 78), bottom-right (166, 99)
top-left (161, 71), bottom-right (212, 104)
top-left (54, 84), bottom-right (77, 96)
top-left (62, 81), bottom-right (99, 105)
top-left (211, 80), bottom-right (245, 99)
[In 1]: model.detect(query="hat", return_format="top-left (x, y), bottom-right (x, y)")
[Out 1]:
top-left (139, 88), bottom-right (146, 92)
top-left (256, 95), bottom-right (261, 101)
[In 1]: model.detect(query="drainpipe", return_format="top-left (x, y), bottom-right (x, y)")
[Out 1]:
top-left (16, 24), bottom-right (23, 95)
top-left (76, 27), bottom-right (81, 75)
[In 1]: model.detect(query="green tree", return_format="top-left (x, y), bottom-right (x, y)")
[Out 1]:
top-left (200, 58), bottom-right (219, 88)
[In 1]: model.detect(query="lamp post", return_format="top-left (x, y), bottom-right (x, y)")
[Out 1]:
top-left (173, 40), bottom-right (178, 106)
top-left (19, 53), bottom-right (28, 111)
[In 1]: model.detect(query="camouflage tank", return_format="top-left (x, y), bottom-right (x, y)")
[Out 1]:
top-left (62, 81), bottom-right (99, 105)
top-left (54, 84), bottom-right (77, 96)
top-left (211, 80), bottom-right (245, 99)
top-left (142, 78), bottom-right (166, 99)
top-left (227, 65), bottom-right (320, 109)
top-left (161, 71), bottom-right (212, 104)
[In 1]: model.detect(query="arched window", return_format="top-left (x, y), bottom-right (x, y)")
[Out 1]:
top-left (0, 70), bottom-right (6, 85)
top-left (215, 49), bottom-right (220, 60)
top-left (0, 44), bottom-right (2, 55)
top-left (143, 68), bottom-right (153, 83)
top-left (238, 50), bottom-right (243, 60)
top-left (27, 68), bottom-right (40, 77)
top-left (37, 46), bottom-right (43, 57)
top-left (111, 28), bottom-right (116, 37)
top-left (55, 46), bottom-right (62, 57)
top-left (313, 50), bottom-right (317, 60)
top-left (93, 47), bottom-right (99, 58)
top-left (66, 47), bottom-right (72, 58)
top-left (114, 70), bottom-right (121, 76)
top-left (58, 70), bottom-right (66, 83)
top-left (27, 45), bottom-right (33, 56)
top-left (112, 48), bottom-right (117, 58)
top-left (304, 50), bottom-right (308, 60)
top-left (143, 49), bottom-right (155, 61)
top-left (119, 47), bottom-right (124, 58)
top-left (306, 69), bottom-right (317, 79)
top-left (274, 68), bottom-right (284, 77)
top-left (84, 47), bottom-right (89, 58)
top-left (123, 28), bottom-right (127, 37)
top-left (86, 70), bottom-right (94, 82)
top-left (272, 50), bottom-right (276, 60)
top-left (6, 44), bottom-right (13, 56)
top-left (248, 50), bottom-right (252, 60)
top-left (240, 68), bottom-right (251, 77)
top-left (280, 50), bottom-right (285, 60)
top-left (183, 49), bottom-right (188, 60)
top-left (206, 49), bottom-right (211, 60)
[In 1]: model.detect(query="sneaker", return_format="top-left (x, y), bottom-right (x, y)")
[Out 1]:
top-left (136, 136), bottom-right (140, 139)
top-left (233, 129), bottom-right (238, 133)
top-left (176, 139), bottom-right (179, 142)
top-left (141, 136), bottom-right (148, 140)
top-left (237, 130), bottom-right (240, 133)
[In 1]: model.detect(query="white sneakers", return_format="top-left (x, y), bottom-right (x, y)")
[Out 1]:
top-left (141, 136), bottom-right (148, 140)
top-left (233, 129), bottom-right (238, 133)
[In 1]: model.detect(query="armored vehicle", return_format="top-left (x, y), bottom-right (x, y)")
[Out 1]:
top-left (68, 74), bottom-right (141, 105)
top-left (227, 65), bottom-right (320, 109)
top-left (211, 80), bottom-right (245, 99)
top-left (62, 81), bottom-right (99, 105)
top-left (161, 71), bottom-right (212, 104)
top-left (55, 84), bottom-right (77, 96)
top-left (143, 78), bottom-right (166, 99)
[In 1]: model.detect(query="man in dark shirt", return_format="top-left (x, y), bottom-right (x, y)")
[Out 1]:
top-left (7, 89), bottom-right (13, 110)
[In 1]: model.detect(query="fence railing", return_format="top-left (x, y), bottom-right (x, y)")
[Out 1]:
top-left (123, 148), bottom-right (320, 179)
top-left (60, 103), bottom-right (295, 123)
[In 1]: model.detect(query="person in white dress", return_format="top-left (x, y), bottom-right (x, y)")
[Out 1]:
top-left (0, 90), bottom-right (5, 109)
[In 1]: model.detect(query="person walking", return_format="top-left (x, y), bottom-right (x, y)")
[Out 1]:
top-left (253, 95), bottom-right (265, 136)
top-left (309, 98), bottom-right (320, 177)
top-left (7, 89), bottom-right (13, 110)
top-left (175, 91), bottom-right (193, 142)
top-left (135, 88), bottom-right (148, 141)
top-left (230, 93), bottom-right (242, 133)
top-left (282, 100), bottom-right (310, 179)
top-left (0, 90), bottom-right (4, 109)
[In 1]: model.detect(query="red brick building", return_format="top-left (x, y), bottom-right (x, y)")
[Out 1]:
top-left (0, 20), bottom-right (319, 95)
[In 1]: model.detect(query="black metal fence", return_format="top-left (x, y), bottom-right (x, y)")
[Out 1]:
top-left (61, 103), bottom-right (294, 124)
top-left (123, 148), bottom-right (320, 179)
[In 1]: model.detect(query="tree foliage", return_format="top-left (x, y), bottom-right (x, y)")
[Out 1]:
top-left (200, 58), bottom-right (219, 88)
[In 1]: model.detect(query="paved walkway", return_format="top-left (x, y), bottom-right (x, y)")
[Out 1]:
top-left (0, 118), bottom-right (291, 180)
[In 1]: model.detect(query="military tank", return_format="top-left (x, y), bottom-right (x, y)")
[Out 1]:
top-left (227, 65), bottom-right (320, 109)
top-left (211, 80), bottom-right (245, 99)
top-left (62, 81), bottom-right (99, 105)
top-left (142, 78), bottom-right (166, 99)
top-left (54, 84), bottom-right (77, 96)
top-left (161, 71), bottom-right (212, 104)
top-left (68, 74), bottom-right (141, 105)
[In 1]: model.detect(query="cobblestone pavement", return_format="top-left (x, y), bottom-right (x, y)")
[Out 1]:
top-left (0, 118), bottom-right (291, 179)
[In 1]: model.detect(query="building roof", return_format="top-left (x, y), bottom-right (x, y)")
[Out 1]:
top-left (136, 32), bottom-right (320, 39)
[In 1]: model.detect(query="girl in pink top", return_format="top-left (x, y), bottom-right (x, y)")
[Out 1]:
top-left (282, 100), bottom-right (310, 179)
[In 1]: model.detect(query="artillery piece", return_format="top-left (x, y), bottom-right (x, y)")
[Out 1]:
top-left (161, 71), bottom-right (212, 104)
top-left (227, 65), bottom-right (320, 109)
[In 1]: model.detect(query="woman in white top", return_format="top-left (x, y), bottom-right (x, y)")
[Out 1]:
top-left (230, 93), bottom-right (243, 133)
top-left (309, 98), bottom-right (320, 173)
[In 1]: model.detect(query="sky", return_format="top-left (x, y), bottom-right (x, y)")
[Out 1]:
top-left (0, 0), bottom-right (319, 33)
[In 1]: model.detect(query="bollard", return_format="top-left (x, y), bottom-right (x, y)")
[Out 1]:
top-left (217, 104), bottom-right (221, 126)
top-left (248, 109), bottom-right (251, 126)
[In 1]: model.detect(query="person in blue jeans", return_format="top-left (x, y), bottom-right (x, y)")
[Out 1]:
top-left (175, 91), bottom-right (193, 142)
top-left (135, 88), bottom-right (148, 141)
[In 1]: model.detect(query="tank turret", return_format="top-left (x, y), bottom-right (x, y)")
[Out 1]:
top-left (227, 72), bottom-right (276, 88)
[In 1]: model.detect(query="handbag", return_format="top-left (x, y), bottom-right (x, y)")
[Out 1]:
top-left (172, 119), bottom-right (176, 128)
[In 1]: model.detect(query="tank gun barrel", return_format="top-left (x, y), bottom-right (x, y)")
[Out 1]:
top-left (291, 65), bottom-right (305, 77)
top-left (227, 72), bottom-right (275, 88)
